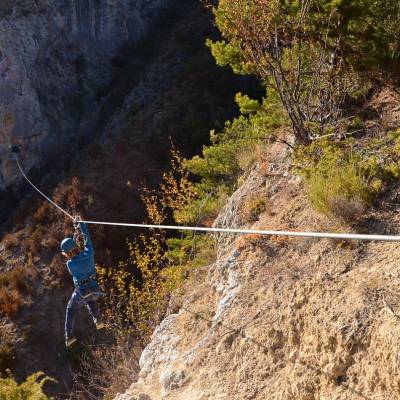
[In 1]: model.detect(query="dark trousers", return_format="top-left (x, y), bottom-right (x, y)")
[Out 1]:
top-left (65, 289), bottom-right (99, 338)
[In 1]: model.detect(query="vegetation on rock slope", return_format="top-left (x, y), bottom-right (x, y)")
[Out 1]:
top-left (72, 0), bottom-right (400, 397)
top-left (208, 0), bottom-right (400, 143)
top-left (2, 0), bottom-right (400, 398)
top-left (0, 1), bottom-right (260, 398)
top-left (0, 0), bottom-right (13, 19)
top-left (0, 373), bottom-right (52, 400)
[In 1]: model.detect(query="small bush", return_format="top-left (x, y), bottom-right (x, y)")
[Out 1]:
top-left (236, 142), bottom-right (266, 172)
top-left (0, 0), bottom-right (14, 19)
top-left (306, 162), bottom-right (372, 223)
top-left (294, 137), bottom-right (400, 223)
top-left (98, 148), bottom-right (217, 340)
top-left (0, 321), bottom-right (18, 373)
top-left (2, 234), bottom-right (19, 251)
top-left (327, 195), bottom-right (367, 223)
top-left (98, 232), bottom-right (216, 341)
top-left (242, 195), bottom-right (267, 222)
top-left (71, 338), bottom-right (140, 400)
top-left (0, 265), bottom-right (34, 317)
top-left (21, 238), bottom-right (38, 257)
top-left (175, 185), bottom-right (230, 226)
top-left (166, 233), bottom-right (216, 271)
top-left (0, 288), bottom-right (23, 318)
top-left (0, 372), bottom-right (53, 400)
top-left (0, 265), bottom-right (31, 294)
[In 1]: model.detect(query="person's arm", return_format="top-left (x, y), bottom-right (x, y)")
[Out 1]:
top-left (79, 222), bottom-right (94, 254)
top-left (74, 216), bottom-right (94, 254)
top-left (66, 260), bottom-right (73, 275)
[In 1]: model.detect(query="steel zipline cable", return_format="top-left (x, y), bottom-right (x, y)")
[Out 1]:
top-left (15, 158), bottom-right (74, 220)
top-left (13, 157), bottom-right (400, 243)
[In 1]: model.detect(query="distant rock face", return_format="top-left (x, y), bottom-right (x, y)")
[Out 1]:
top-left (0, 0), bottom-right (172, 189)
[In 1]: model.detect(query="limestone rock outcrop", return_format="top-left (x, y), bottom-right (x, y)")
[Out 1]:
top-left (115, 138), bottom-right (400, 399)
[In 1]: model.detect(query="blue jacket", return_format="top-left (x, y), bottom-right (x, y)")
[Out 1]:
top-left (66, 223), bottom-right (96, 287)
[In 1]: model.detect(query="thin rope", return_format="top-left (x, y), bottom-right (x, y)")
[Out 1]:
top-left (15, 158), bottom-right (74, 220)
top-left (14, 158), bottom-right (400, 242)
top-left (79, 220), bottom-right (400, 242)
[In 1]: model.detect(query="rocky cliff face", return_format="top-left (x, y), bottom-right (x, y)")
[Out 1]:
top-left (0, 2), bottom-right (255, 394)
top-left (0, 0), bottom-right (172, 189)
top-left (115, 135), bottom-right (400, 400)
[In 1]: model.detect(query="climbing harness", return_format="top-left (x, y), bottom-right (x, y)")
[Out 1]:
top-left (77, 276), bottom-right (105, 302)
top-left (77, 274), bottom-right (96, 287)
top-left (10, 148), bottom-right (400, 243)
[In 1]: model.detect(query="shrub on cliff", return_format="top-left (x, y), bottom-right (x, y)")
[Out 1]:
top-left (97, 147), bottom-right (216, 340)
top-left (0, 372), bottom-right (53, 400)
top-left (294, 131), bottom-right (400, 222)
top-left (0, 321), bottom-right (18, 373)
top-left (0, 0), bottom-right (14, 19)
top-left (182, 90), bottom-right (287, 224)
top-left (0, 265), bottom-right (35, 318)
top-left (306, 157), bottom-right (375, 223)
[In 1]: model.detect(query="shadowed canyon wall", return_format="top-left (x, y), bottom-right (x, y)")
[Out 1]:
top-left (0, 0), bottom-right (173, 189)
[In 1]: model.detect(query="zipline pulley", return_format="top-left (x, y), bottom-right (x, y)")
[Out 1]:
top-left (9, 145), bottom-right (20, 160)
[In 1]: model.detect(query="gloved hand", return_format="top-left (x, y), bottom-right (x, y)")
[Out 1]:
top-left (73, 214), bottom-right (82, 230)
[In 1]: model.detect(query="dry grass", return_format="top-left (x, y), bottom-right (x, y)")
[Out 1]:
top-left (328, 195), bottom-right (367, 224)
top-left (236, 144), bottom-right (259, 172)
top-left (70, 338), bottom-right (141, 400)
top-left (237, 142), bottom-right (270, 173)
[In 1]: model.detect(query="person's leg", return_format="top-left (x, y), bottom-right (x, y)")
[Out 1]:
top-left (85, 297), bottom-right (105, 330)
top-left (65, 290), bottom-right (81, 340)
top-left (85, 300), bottom-right (100, 325)
top-left (81, 282), bottom-right (105, 328)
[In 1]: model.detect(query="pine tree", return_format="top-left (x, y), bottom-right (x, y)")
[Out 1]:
top-left (207, 0), bottom-right (400, 143)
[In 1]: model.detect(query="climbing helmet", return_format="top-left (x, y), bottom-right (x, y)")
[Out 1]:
top-left (61, 237), bottom-right (76, 253)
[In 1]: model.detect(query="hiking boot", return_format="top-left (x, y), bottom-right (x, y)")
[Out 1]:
top-left (95, 321), bottom-right (106, 331)
top-left (65, 336), bottom-right (77, 347)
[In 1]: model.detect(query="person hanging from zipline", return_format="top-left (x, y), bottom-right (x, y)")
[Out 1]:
top-left (61, 215), bottom-right (105, 347)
